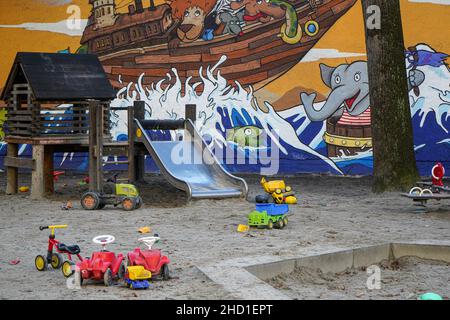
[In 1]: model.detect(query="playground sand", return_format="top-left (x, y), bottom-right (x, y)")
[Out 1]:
top-left (0, 173), bottom-right (449, 300)
top-left (267, 256), bottom-right (450, 300)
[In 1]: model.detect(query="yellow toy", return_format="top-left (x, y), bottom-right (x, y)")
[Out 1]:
top-left (260, 177), bottom-right (286, 193)
top-left (125, 266), bottom-right (152, 290)
top-left (237, 224), bottom-right (250, 233)
top-left (19, 186), bottom-right (30, 193)
top-left (272, 188), bottom-right (297, 205)
top-left (260, 178), bottom-right (298, 204)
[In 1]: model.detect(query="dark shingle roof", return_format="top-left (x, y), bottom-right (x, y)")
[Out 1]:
top-left (1, 52), bottom-right (116, 101)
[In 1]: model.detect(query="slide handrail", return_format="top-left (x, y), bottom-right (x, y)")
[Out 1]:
top-left (134, 119), bottom-right (193, 200)
top-left (134, 118), bottom-right (248, 200)
top-left (184, 119), bottom-right (249, 198)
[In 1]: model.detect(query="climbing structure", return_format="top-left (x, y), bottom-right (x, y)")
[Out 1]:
top-left (0, 52), bottom-right (120, 198)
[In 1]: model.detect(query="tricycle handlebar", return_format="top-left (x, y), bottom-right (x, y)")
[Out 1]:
top-left (39, 225), bottom-right (68, 235)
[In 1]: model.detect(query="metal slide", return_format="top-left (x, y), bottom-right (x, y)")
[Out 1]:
top-left (135, 119), bottom-right (248, 200)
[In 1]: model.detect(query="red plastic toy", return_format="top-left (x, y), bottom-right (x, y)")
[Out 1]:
top-left (432, 162), bottom-right (445, 187)
top-left (35, 225), bottom-right (83, 278)
top-left (402, 162), bottom-right (450, 205)
top-left (53, 171), bottom-right (65, 182)
top-left (127, 236), bottom-right (170, 280)
top-left (76, 235), bottom-right (125, 286)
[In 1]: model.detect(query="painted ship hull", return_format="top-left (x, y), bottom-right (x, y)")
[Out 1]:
top-left (94, 0), bottom-right (357, 90)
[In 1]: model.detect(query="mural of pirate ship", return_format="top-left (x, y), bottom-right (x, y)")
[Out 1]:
top-left (80, 0), bottom-right (358, 90)
top-left (80, 0), bottom-right (175, 55)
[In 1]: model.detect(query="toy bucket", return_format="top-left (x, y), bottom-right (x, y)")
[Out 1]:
top-left (237, 224), bottom-right (250, 232)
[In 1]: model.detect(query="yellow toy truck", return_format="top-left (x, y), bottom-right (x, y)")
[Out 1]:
top-left (260, 177), bottom-right (297, 204)
top-left (124, 266), bottom-right (152, 290)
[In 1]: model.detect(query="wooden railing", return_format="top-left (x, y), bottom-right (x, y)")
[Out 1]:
top-left (5, 84), bottom-right (111, 138)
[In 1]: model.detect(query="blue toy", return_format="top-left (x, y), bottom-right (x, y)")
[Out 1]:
top-left (125, 279), bottom-right (151, 290)
top-left (255, 203), bottom-right (289, 215)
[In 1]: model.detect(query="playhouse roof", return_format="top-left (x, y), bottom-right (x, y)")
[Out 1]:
top-left (0, 52), bottom-right (116, 102)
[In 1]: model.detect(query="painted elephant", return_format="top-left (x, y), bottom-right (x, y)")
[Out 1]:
top-left (300, 61), bottom-right (426, 123)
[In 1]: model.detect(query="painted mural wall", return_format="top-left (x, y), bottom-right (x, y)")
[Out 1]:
top-left (0, 0), bottom-right (449, 176)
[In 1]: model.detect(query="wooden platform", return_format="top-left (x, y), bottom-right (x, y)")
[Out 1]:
top-left (5, 137), bottom-right (131, 198)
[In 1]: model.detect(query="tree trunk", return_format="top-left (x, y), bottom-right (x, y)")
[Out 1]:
top-left (362, 0), bottom-right (419, 192)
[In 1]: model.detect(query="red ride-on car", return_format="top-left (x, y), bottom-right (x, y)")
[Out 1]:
top-left (76, 235), bottom-right (125, 286)
top-left (127, 236), bottom-right (170, 280)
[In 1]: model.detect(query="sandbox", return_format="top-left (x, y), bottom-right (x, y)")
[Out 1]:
top-left (199, 243), bottom-right (450, 300)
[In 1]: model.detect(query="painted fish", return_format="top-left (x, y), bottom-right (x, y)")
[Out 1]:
top-left (227, 126), bottom-right (262, 148)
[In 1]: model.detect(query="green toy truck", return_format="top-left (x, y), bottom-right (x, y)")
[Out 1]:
top-left (248, 210), bottom-right (289, 229)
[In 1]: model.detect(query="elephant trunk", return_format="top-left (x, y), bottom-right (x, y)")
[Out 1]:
top-left (302, 90), bottom-right (346, 122)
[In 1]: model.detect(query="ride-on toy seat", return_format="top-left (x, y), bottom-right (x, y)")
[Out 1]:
top-left (57, 244), bottom-right (81, 255)
top-left (75, 235), bottom-right (125, 286)
top-left (127, 236), bottom-right (170, 280)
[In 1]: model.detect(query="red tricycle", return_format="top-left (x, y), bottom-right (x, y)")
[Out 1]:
top-left (35, 225), bottom-right (83, 278)
top-left (75, 235), bottom-right (125, 286)
top-left (127, 236), bottom-right (170, 280)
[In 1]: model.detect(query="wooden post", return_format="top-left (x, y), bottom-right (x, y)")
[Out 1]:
top-left (185, 104), bottom-right (197, 123)
top-left (6, 143), bottom-right (18, 195)
top-left (44, 146), bottom-right (54, 195)
top-left (88, 101), bottom-right (98, 192)
top-left (134, 101), bottom-right (146, 182)
top-left (31, 144), bottom-right (45, 199)
top-left (127, 104), bottom-right (136, 182)
top-left (96, 102), bottom-right (104, 192)
top-left (134, 101), bottom-right (145, 122)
